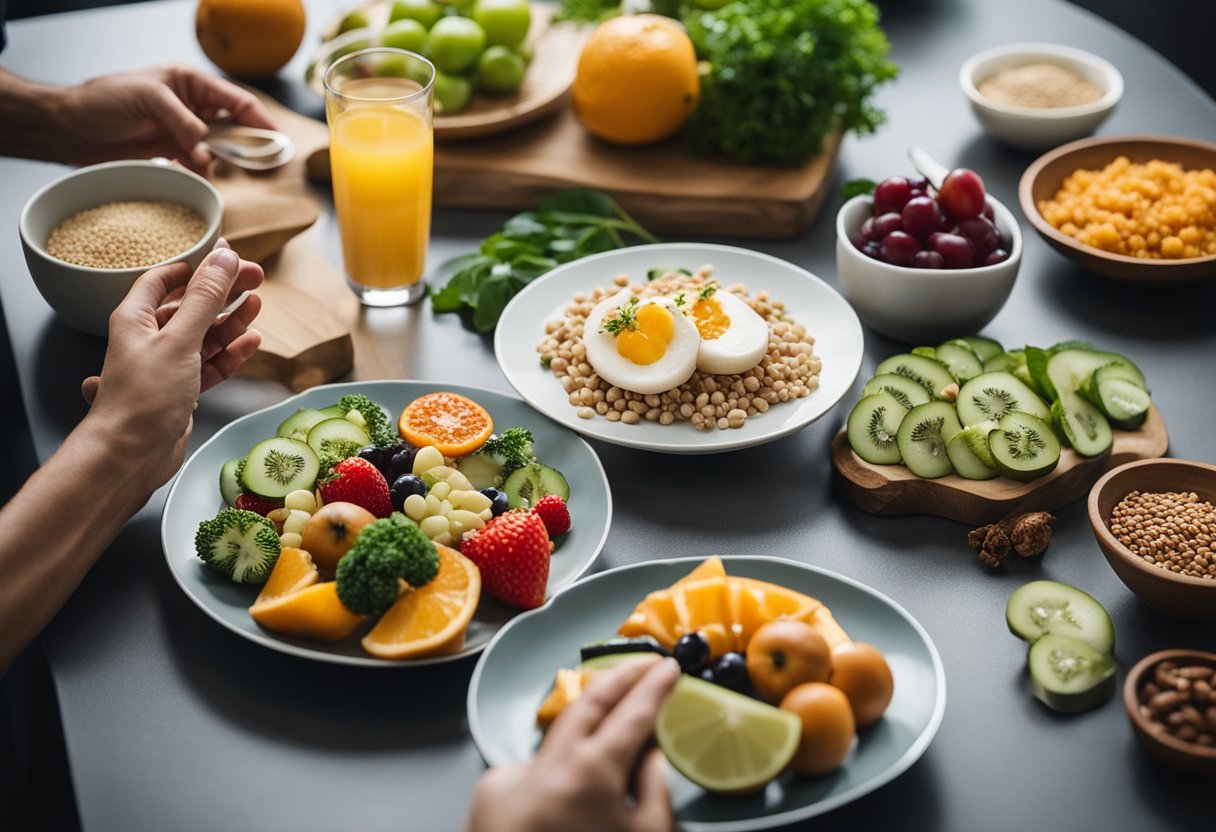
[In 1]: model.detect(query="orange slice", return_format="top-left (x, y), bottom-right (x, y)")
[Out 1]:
top-left (675, 555), bottom-right (726, 586)
top-left (397, 392), bottom-right (494, 457)
top-left (254, 547), bottom-right (319, 605)
top-left (249, 581), bottom-right (364, 642)
top-left (362, 544), bottom-right (481, 660)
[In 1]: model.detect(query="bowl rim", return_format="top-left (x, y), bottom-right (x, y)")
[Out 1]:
top-left (1123, 648), bottom-right (1216, 760)
top-left (1088, 457), bottom-right (1216, 590)
top-left (1018, 134), bottom-right (1216, 269)
top-left (836, 192), bottom-right (1023, 277)
top-left (959, 41), bottom-right (1123, 120)
top-left (18, 159), bottom-right (224, 276)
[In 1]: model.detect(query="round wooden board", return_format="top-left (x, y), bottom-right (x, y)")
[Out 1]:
top-left (831, 405), bottom-right (1169, 525)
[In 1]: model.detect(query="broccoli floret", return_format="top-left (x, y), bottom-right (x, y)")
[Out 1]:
top-left (335, 513), bottom-right (440, 615)
top-left (457, 427), bottom-right (535, 489)
top-left (336, 394), bottom-right (396, 448)
top-left (317, 439), bottom-right (364, 476)
top-left (194, 508), bottom-right (281, 584)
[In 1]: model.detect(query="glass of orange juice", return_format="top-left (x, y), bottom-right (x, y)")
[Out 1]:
top-left (324, 48), bottom-right (435, 306)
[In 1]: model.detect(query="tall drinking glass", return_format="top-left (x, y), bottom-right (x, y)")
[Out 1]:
top-left (324, 48), bottom-right (435, 307)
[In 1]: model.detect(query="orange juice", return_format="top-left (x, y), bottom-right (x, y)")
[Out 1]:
top-left (328, 82), bottom-right (433, 290)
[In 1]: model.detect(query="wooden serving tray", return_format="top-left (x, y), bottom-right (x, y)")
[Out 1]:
top-left (831, 406), bottom-right (1169, 525)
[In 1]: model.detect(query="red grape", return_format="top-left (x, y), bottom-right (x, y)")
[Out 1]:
top-left (930, 232), bottom-right (976, 268)
top-left (860, 216), bottom-right (878, 241)
top-left (901, 196), bottom-right (942, 240)
top-left (872, 212), bottom-right (904, 239)
top-left (863, 241), bottom-right (882, 259)
top-left (912, 250), bottom-right (945, 269)
top-left (983, 248), bottom-right (1010, 266)
top-left (879, 231), bottom-right (922, 266)
top-left (874, 177), bottom-right (913, 215)
top-left (938, 168), bottom-right (986, 221)
top-left (956, 217), bottom-right (1000, 257)
top-left (982, 202), bottom-right (995, 222)
top-left (849, 230), bottom-right (868, 251)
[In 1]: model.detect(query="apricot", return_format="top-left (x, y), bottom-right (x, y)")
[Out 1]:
top-left (301, 502), bottom-right (376, 573)
top-left (746, 620), bottom-right (832, 703)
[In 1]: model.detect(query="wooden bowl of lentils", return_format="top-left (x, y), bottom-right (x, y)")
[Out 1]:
top-left (1088, 458), bottom-right (1216, 620)
top-left (1124, 649), bottom-right (1216, 776)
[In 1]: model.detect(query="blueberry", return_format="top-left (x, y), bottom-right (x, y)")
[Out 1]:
top-left (390, 474), bottom-right (428, 512)
top-left (708, 652), bottom-right (752, 695)
top-left (481, 487), bottom-right (510, 517)
top-left (700, 668), bottom-right (715, 683)
top-left (672, 633), bottom-right (711, 675)
top-left (357, 444), bottom-right (393, 473)
top-left (386, 445), bottom-right (416, 481)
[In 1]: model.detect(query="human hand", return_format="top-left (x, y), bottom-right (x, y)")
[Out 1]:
top-left (467, 657), bottom-right (681, 832)
top-left (82, 238), bottom-right (263, 494)
top-left (57, 64), bottom-right (276, 173)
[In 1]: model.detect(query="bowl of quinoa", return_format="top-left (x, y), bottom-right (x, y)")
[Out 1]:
top-left (20, 160), bottom-right (223, 336)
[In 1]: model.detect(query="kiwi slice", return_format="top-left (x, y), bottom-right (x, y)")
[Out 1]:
top-left (860, 374), bottom-right (931, 411)
top-left (305, 417), bottom-right (370, 459)
top-left (934, 340), bottom-right (984, 382)
top-left (987, 411), bottom-right (1061, 482)
top-left (956, 371), bottom-right (1051, 427)
top-left (983, 349), bottom-right (1024, 374)
top-left (959, 335), bottom-right (1004, 363)
top-left (1080, 366), bottom-right (1151, 430)
top-left (945, 422), bottom-right (999, 480)
top-left (846, 392), bottom-right (906, 465)
top-left (503, 463), bottom-right (570, 509)
top-left (1051, 394), bottom-right (1112, 457)
top-left (896, 401), bottom-right (962, 479)
top-left (241, 437), bottom-right (320, 499)
top-left (874, 353), bottom-right (957, 400)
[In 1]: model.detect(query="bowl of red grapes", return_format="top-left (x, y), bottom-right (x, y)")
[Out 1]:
top-left (836, 168), bottom-right (1022, 343)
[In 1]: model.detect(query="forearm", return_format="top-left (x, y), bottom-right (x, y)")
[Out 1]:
top-left (0, 67), bottom-right (73, 162)
top-left (0, 412), bottom-right (157, 672)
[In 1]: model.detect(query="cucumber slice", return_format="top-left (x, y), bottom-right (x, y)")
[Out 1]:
top-left (306, 417), bottom-right (370, 459)
top-left (503, 462), bottom-right (570, 509)
top-left (317, 404), bottom-right (347, 418)
top-left (874, 353), bottom-right (957, 401)
top-left (956, 371), bottom-right (1051, 427)
top-left (846, 393), bottom-right (906, 465)
top-left (988, 411), bottom-right (1061, 481)
top-left (959, 335), bottom-right (1004, 363)
top-left (241, 437), bottom-right (320, 499)
top-left (1046, 348), bottom-right (1146, 403)
top-left (1051, 394), bottom-right (1113, 457)
top-left (1027, 633), bottom-right (1116, 713)
top-left (1024, 345), bottom-right (1057, 401)
top-left (860, 374), bottom-right (931, 410)
top-left (896, 401), bottom-right (962, 478)
top-left (580, 636), bottom-right (669, 664)
top-left (1081, 367), bottom-right (1151, 430)
top-left (934, 340), bottom-right (984, 382)
top-left (276, 408), bottom-right (329, 442)
top-left (910, 346), bottom-right (938, 360)
top-left (983, 350), bottom-right (1024, 374)
top-left (1005, 579), bottom-right (1115, 653)
top-left (946, 422), bottom-right (999, 480)
top-left (219, 458), bottom-right (244, 506)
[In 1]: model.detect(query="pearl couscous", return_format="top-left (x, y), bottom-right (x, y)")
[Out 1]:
top-left (46, 200), bottom-right (208, 269)
top-left (1037, 157), bottom-right (1216, 260)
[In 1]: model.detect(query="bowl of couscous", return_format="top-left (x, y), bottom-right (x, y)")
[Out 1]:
top-left (1019, 135), bottom-right (1216, 284)
top-left (19, 159), bottom-right (223, 336)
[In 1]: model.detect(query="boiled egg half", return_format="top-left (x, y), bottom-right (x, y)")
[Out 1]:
top-left (584, 291), bottom-right (699, 394)
top-left (686, 286), bottom-right (770, 375)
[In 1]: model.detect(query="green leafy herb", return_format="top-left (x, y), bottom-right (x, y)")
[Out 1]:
top-left (673, 293), bottom-right (686, 307)
top-left (432, 189), bottom-right (657, 333)
top-left (698, 281), bottom-right (718, 301)
top-left (843, 178), bottom-right (878, 199)
top-left (600, 296), bottom-right (641, 335)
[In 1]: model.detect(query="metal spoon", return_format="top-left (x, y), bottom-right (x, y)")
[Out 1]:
top-left (205, 124), bottom-right (295, 171)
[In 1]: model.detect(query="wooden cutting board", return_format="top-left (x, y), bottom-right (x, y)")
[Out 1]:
top-left (831, 406), bottom-right (1170, 525)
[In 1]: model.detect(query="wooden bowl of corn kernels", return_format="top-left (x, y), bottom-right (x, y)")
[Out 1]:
top-left (1019, 135), bottom-right (1216, 284)
top-left (1088, 458), bottom-right (1216, 620)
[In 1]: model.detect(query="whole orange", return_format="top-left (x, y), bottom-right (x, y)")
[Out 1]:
top-left (779, 682), bottom-right (856, 777)
top-left (830, 642), bottom-right (895, 729)
top-left (571, 13), bottom-right (700, 146)
top-left (745, 619), bottom-right (833, 704)
top-left (196, 0), bottom-right (306, 80)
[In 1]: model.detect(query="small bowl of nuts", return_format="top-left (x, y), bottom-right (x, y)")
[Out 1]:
top-left (1088, 458), bottom-right (1216, 620)
top-left (19, 159), bottom-right (223, 336)
top-left (1124, 649), bottom-right (1216, 776)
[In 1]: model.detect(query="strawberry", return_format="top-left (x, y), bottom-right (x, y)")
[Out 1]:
top-left (319, 458), bottom-right (393, 518)
top-left (461, 511), bottom-right (552, 609)
top-left (532, 494), bottom-right (571, 537)
top-left (234, 493), bottom-right (283, 516)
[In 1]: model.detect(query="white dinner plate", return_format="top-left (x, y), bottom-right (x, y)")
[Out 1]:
top-left (161, 380), bottom-right (612, 667)
top-left (494, 243), bottom-right (864, 453)
top-left (468, 555), bottom-right (946, 831)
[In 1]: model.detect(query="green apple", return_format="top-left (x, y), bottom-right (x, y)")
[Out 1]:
top-left (380, 18), bottom-right (428, 53)
top-left (426, 16), bottom-right (486, 74)
top-left (434, 70), bottom-right (473, 114)
top-left (389, 0), bottom-right (443, 29)
top-left (477, 45), bottom-right (526, 94)
top-left (472, 0), bottom-right (531, 49)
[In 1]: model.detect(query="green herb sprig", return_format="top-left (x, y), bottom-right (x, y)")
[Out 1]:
top-left (600, 296), bottom-right (641, 335)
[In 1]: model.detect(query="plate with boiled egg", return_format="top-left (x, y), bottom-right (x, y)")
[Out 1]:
top-left (494, 243), bottom-right (864, 454)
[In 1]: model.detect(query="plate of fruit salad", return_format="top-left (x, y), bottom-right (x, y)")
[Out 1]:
top-left (161, 380), bottom-right (611, 666)
top-left (468, 555), bottom-right (945, 830)
top-left (495, 242), bottom-right (865, 454)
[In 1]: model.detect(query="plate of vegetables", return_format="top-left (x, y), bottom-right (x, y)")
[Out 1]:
top-left (161, 380), bottom-right (612, 666)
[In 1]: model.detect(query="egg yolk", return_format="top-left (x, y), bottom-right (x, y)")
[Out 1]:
top-left (616, 303), bottom-right (674, 365)
top-left (691, 296), bottom-right (730, 341)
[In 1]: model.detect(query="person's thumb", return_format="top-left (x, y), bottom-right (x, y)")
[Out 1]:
top-left (143, 81), bottom-right (211, 169)
top-left (165, 244), bottom-right (241, 345)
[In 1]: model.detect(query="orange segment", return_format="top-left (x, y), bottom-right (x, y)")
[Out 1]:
top-left (398, 392), bottom-right (493, 457)
top-left (254, 547), bottom-right (319, 605)
top-left (362, 544), bottom-right (481, 660)
top-left (249, 581), bottom-right (364, 642)
top-left (675, 555), bottom-right (726, 586)
top-left (619, 588), bottom-right (681, 649)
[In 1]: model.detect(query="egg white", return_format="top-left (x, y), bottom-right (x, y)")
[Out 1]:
top-left (584, 291), bottom-right (700, 395)
top-left (689, 289), bottom-right (770, 375)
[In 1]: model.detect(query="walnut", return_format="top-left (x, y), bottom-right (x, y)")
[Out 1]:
top-left (968, 523), bottom-right (1011, 568)
top-left (1011, 512), bottom-right (1055, 557)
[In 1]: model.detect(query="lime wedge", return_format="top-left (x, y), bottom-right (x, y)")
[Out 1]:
top-left (655, 676), bottom-right (800, 795)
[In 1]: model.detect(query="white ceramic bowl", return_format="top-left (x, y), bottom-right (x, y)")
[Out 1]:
top-left (960, 43), bottom-right (1123, 152)
top-left (835, 194), bottom-right (1022, 344)
top-left (19, 160), bottom-right (223, 336)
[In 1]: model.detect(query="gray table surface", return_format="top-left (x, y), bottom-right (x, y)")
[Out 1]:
top-left (3, 1), bottom-right (1215, 830)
